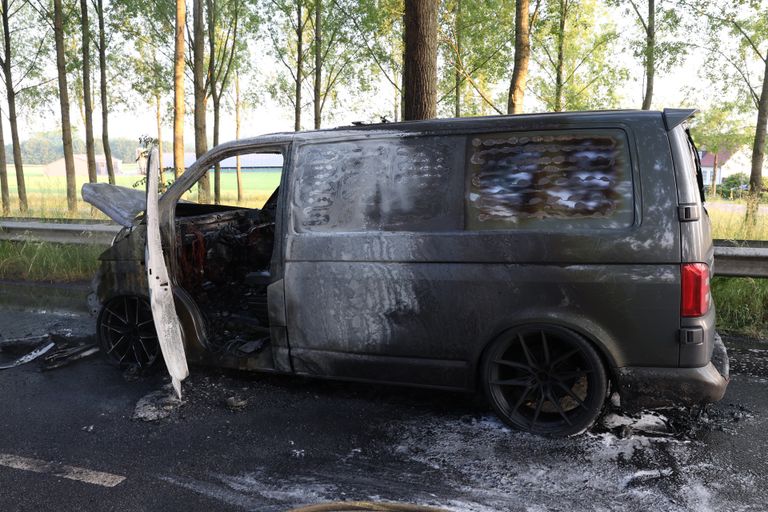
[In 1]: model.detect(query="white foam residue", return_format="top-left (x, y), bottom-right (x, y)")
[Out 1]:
top-left (386, 412), bottom-right (718, 511)
top-left (215, 471), bottom-right (335, 504)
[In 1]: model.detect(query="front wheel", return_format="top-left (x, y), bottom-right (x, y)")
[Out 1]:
top-left (481, 324), bottom-right (607, 437)
top-left (97, 295), bottom-right (161, 369)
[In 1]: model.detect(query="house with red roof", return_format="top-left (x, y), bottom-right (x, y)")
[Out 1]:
top-left (698, 150), bottom-right (732, 186)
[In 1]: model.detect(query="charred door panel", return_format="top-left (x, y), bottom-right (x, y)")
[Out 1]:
top-left (284, 261), bottom-right (680, 387)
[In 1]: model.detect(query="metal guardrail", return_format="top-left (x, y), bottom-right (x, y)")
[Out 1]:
top-left (713, 239), bottom-right (768, 278)
top-left (0, 220), bottom-right (121, 245)
top-left (0, 220), bottom-right (766, 278)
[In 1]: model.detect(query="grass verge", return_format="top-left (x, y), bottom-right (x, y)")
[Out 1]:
top-left (0, 240), bottom-right (102, 282)
top-left (712, 277), bottom-right (768, 339)
top-left (707, 201), bottom-right (768, 241)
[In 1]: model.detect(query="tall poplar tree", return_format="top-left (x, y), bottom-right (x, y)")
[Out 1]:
top-left (80, 0), bottom-right (97, 183)
top-left (174, 0), bottom-right (185, 179)
top-left (95, 0), bottom-right (115, 184)
top-left (402, 0), bottom-right (438, 120)
top-left (53, 0), bottom-right (77, 212)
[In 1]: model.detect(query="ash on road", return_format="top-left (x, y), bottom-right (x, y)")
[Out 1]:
top-left (0, 308), bottom-right (766, 512)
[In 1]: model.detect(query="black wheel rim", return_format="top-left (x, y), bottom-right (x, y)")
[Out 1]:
top-left (98, 296), bottom-right (159, 368)
top-left (487, 328), bottom-right (598, 434)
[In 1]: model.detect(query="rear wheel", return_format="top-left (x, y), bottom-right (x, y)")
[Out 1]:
top-left (481, 324), bottom-right (607, 437)
top-left (97, 295), bottom-right (160, 368)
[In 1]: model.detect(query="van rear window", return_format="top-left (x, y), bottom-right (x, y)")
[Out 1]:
top-left (466, 129), bottom-right (634, 230)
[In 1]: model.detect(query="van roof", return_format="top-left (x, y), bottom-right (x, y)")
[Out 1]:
top-left (273, 108), bottom-right (697, 141)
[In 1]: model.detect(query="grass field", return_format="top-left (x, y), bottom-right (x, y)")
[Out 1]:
top-left (708, 202), bottom-right (768, 241)
top-left (1, 165), bottom-right (281, 218)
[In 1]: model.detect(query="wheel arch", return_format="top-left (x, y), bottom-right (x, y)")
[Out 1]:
top-left (470, 313), bottom-right (622, 393)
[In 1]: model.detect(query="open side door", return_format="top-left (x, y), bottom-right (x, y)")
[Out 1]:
top-left (145, 147), bottom-right (189, 397)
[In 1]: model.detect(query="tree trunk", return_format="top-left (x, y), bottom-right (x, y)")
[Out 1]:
top-left (173, 0), bottom-right (185, 179)
top-left (402, 0), bottom-right (438, 120)
top-left (97, 0), bottom-right (115, 185)
top-left (156, 92), bottom-right (165, 189)
top-left (553, 0), bottom-right (566, 112)
top-left (454, 0), bottom-right (461, 118)
top-left (295, 0), bottom-right (303, 131)
top-left (392, 33), bottom-right (399, 122)
top-left (313, 0), bottom-right (321, 129)
top-left (235, 71), bottom-right (242, 203)
top-left (0, 105), bottom-right (9, 215)
top-left (54, 0), bottom-right (77, 213)
top-left (74, 76), bottom-right (85, 125)
top-left (709, 152), bottom-right (718, 198)
top-left (1, 0), bottom-right (27, 211)
top-left (641, 0), bottom-right (655, 110)
top-left (213, 93), bottom-right (221, 204)
top-left (746, 55), bottom-right (768, 223)
top-left (207, 0), bottom-right (220, 204)
top-left (507, 0), bottom-right (531, 114)
top-left (80, 0), bottom-right (97, 184)
top-left (193, 0), bottom-right (209, 202)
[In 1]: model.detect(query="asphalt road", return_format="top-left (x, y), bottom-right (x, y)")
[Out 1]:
top-left (0, 307), bottom-right (767, 512)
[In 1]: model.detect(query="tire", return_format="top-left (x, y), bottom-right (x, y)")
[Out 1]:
top-left (97, 295), bottom-right (161, 369)
top-left (481, 324), bottom-right (608, 437)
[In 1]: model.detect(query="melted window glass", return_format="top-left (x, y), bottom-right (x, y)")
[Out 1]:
top-left (466, 130), bottom-right (634, 230)
top-left (293, 137), bottom-right (465, 232)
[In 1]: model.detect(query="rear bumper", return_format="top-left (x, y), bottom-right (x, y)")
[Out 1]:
top-left (616, 333), bottom-right (729, 411)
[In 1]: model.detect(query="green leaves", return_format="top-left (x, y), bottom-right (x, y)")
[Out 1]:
top-left (530, 0), bottom-right (625, 111)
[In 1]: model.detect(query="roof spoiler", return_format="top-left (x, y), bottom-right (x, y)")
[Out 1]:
top-left (663, 108), bottom-right (698, 131)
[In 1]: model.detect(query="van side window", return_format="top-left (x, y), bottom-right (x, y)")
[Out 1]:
top-left (293, 137), bottom-right (465, 232)
top-left (466, 130), bottom-right (634, 230)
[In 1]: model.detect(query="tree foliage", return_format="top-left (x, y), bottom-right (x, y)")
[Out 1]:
top-left (610, 0), bottom-right (685, 109)
top-left (437, 0), bottom-right (514, 117)
top-left (5, 130), bottom-right (141, 165)
top-left (529, 0), bottom-right (627, 112)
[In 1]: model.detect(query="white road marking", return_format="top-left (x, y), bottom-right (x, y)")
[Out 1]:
top-left (0, 453), bottom-right (126, 487)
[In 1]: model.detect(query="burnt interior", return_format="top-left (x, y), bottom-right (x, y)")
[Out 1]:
top-left (174, 189), bottom-right (279, 356)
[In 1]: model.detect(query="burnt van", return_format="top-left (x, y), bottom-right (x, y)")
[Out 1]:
top-left (84, 108), bottom-right (729, 436)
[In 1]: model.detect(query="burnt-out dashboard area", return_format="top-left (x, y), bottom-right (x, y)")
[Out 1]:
top-left (174, 203), bottom-right (275, 356)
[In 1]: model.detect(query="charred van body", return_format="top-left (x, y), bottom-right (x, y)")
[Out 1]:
top-left (85, 109), bottom-right (729, 436)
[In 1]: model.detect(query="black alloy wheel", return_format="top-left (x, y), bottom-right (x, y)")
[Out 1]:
top-left (97, 296), bottom-right (160, 368)
top-left (481, 325), bottom-right (607, 437)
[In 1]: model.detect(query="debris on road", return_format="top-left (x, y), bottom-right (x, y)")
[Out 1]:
top-left (0, 335), bottom-right (50, 353)
top-left (224, 395), bottom-right (248, 411)
top-left (0, 339), bottom-right (55, 370)
top-left (133, 385), bottom-right (183, 422)
top-left (0, 333), bottom-right (99, 371)
top-left (41, 338), bottom-right (99, 371)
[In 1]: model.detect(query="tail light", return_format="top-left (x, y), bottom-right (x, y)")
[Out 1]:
top-left (681, 263), bottom-right (710, 317)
